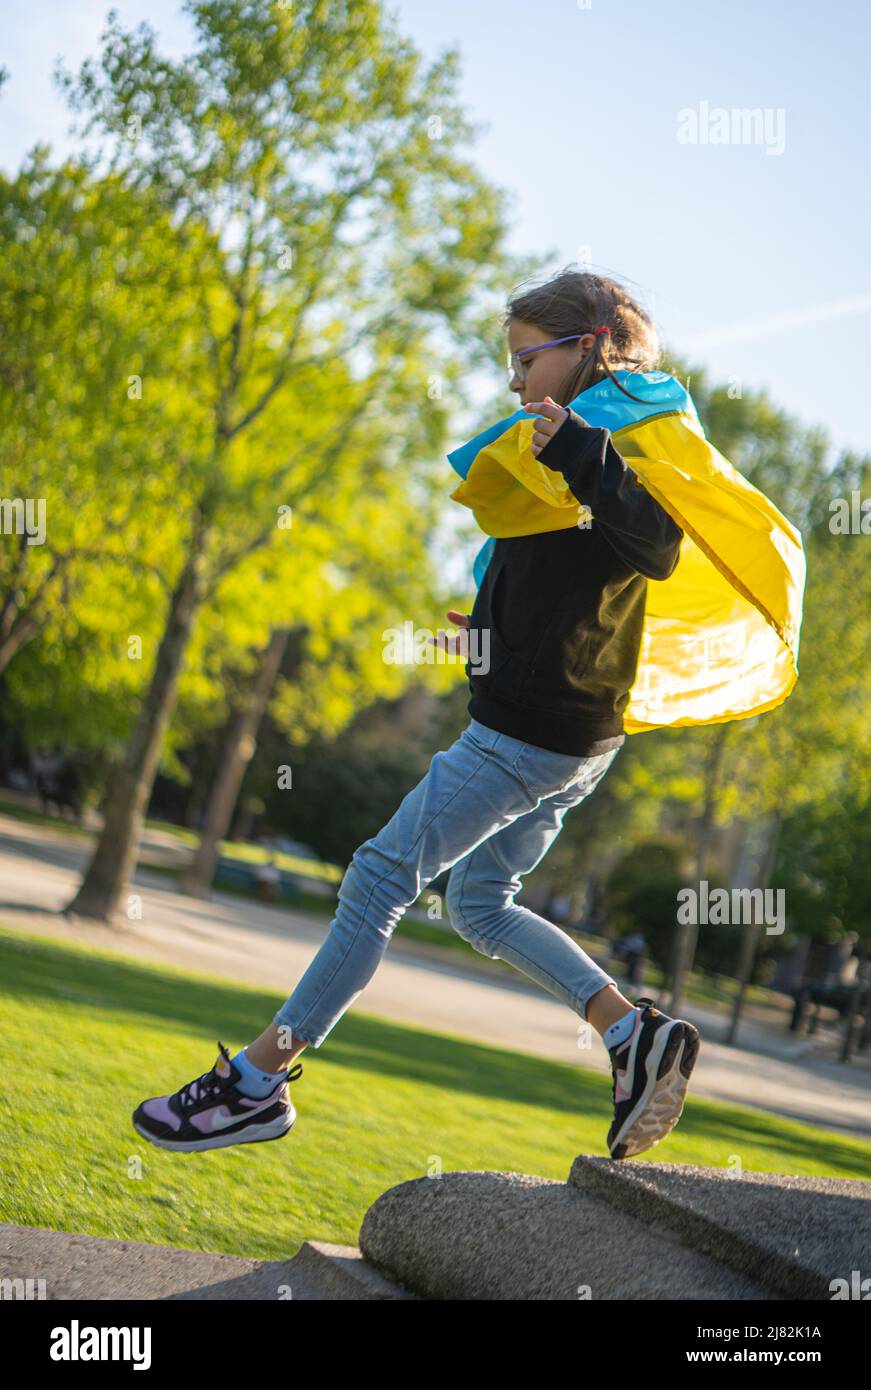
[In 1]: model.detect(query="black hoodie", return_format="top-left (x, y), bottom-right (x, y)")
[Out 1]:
top-left (464, 410), bottom-right (684, 756)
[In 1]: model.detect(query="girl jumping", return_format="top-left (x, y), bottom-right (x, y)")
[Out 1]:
top-left (133, 269), bottom-right (701, 1163)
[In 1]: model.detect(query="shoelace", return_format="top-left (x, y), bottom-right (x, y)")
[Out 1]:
top-left (177, 1041), bottom-right (235, 1111)
top-left (177, 1042), bottom-right (304, 1110)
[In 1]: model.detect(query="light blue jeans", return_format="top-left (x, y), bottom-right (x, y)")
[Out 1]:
top-left (274, 718), bottom-right (621, 1047)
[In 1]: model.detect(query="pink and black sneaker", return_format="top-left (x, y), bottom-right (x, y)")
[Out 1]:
top-left (606, 998), bottom-right (700, 1160)
top-left (132, 1042), bottom-right (303, 1153)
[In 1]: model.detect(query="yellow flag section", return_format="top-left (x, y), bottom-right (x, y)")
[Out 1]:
top-left (447, 372), bottom-right (806, 736)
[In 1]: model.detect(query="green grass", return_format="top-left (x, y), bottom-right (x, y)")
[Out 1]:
top-left (206, 834), bottom-right (341, 884)
top-left (1, 924), bottom-right (869, 1264)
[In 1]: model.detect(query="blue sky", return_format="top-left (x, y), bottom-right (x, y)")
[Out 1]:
top-left (2, 0), bottom-right (869, 458)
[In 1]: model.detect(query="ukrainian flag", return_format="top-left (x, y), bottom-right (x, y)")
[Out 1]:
top-left (447, 371), bottom-right (806, 736)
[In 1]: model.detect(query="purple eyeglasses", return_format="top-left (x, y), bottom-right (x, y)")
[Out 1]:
top-left (507, 335), bottom-right (583, 385)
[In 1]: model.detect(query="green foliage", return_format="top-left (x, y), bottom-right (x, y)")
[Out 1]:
top-left (3, 0), bottom-right (528, 783)
top-left (602, 837), bottom-right (695, 971)
top-left (3, 2), bottom-right (871, 938)
top-left (0, 156), bottom-right (213, 754)
top-left (601, 837), bottom-right (784, 982)
top-left (249, 712), bottom-right (432, 866)
top-left (776, 787), bottom-right (871, 944)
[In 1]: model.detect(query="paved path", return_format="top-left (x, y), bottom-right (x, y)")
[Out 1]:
top-left (1, 812), bottom-right (869, 1142)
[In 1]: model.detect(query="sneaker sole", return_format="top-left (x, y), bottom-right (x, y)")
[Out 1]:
top-left (609, 1021), bottom-right (700, 1161)
top-left (131, 1112), bottom-right (296, 1153)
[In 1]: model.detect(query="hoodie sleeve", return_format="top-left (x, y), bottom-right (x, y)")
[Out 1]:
top-left (537, 411), bottom-right (684, 580)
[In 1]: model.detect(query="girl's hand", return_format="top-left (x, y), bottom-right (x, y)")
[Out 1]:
top-left (524, 395), bottom-right (586, 457)
top-left (429, 610), bottom-right (470, 659)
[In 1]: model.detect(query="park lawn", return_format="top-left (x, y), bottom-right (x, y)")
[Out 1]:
top-left (0, 925), bottom-right (869, 1264)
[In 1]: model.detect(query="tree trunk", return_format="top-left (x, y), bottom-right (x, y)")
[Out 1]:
top-left (664, 724), bottom-right (730, 1016)
top-left (180, 627), bottom-right (291, 898)
top-left (183, 746), bottom-right (211, 830)
top-left (726, 807), bottom-right (784, 1045)
top-left (65, 540), bottom-right (210, 922)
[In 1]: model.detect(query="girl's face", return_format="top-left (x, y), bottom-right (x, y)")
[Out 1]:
top-left (506, 318), bottom-right (594, 406)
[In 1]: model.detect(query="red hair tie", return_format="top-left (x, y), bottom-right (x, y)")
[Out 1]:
top-left (593, 324), bottom-right (611, 336)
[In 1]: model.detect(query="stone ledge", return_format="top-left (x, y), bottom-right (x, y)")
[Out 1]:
top-left (359, 1169), bottom-right (775, 1300)
top-left (0, 1225), bottom-right (414, 1301)
top-left (8, 1157), bottom-right (867, 1302)
top-left (569, 1157), bottom-right (871, 1301)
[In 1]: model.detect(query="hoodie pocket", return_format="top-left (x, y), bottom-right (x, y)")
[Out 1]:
top-left (516, 591), bottom-right (595, 709)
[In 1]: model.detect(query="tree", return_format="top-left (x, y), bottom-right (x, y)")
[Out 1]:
top-left (179, 624), bottom-right (292, 894)
top-left (0, 156), bottom-right (207, 678)
top-left (53, 0), bottom-right (524, 921)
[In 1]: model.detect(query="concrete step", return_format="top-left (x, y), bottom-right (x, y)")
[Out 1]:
top-left (359, 1169), bottom-right (776, 1300)
top-left (0, 1224), bottom-right (414, 1301)
top-left (569, 1155), bottom-right (871, 1300)
top-left (8, 1157), bottom-right (868, 1302)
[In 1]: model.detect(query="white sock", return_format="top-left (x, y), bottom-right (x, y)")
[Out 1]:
top-left (603, 1008), bottom-right (638, 1049)
top-left (231, 1047), bottom-right (288, 1097)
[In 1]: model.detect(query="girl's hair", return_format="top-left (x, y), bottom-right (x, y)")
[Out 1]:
top-left (503, 266), bottom-right (661, 405)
